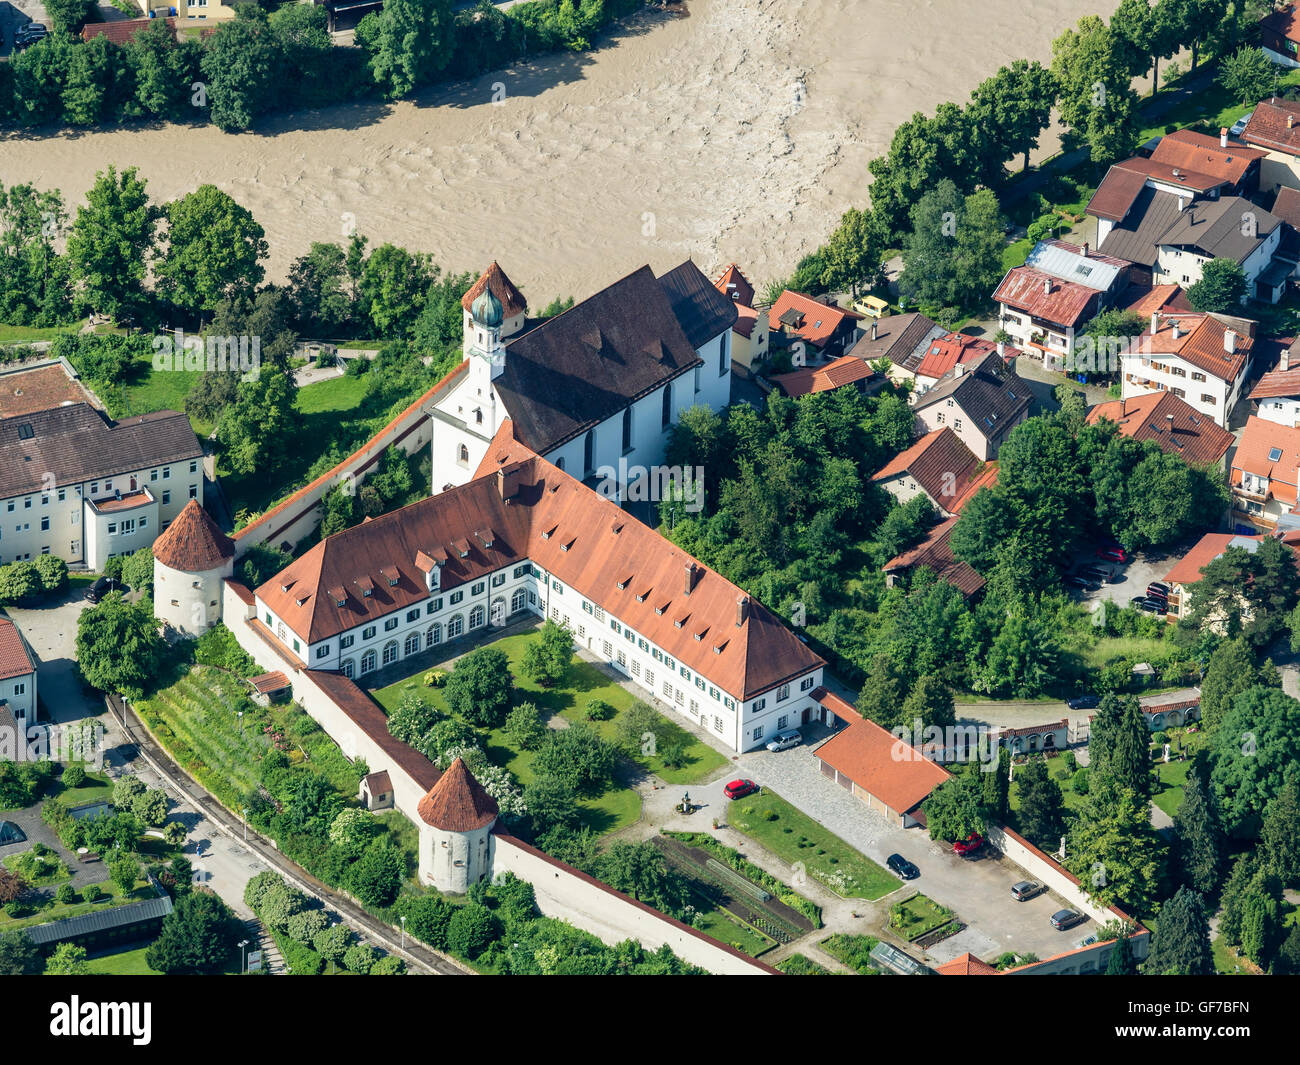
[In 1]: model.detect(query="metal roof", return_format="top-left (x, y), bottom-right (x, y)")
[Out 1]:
top-left (24, 894), bottom-right (174, 946)
top-left (1024, 241), bottom-right (1123, 292)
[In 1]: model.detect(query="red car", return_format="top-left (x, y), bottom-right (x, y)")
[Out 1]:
top-left (1095, 545), bottom-right (1129, 564)
top-left (723, 779), bottom-right (759, 800)
top-left (953, 833), bottom-right (985, 858)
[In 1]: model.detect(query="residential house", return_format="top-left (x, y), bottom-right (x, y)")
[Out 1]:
top-left (1240, 96), bottom-right (1300, 194)
top-left (1230, 415), bottom-right (1300, 527)
top-left (1122, 282), bottom-right (1192, 320)
top-left (846, 312), bottom-right (946, 388)
top-left (151, 0), bottom-right (238, 21)
top-left (0, 618), bottom-right (37, 732)
top-left (767, 291), bottom-right (864, 360)
top-left (1084, 390), bottom-right (1235, 471)
top-left (82, 18), bottom-right (178, 43)
top-left (428, 260), bottom-right (736, 500)
top-left (0, 404), bottom-right (204, 570)
top-left (712, 264), bottom-right (770, 371)
top-left (1162, 531), bottom-right (1269, 620)
top-left (1260, 3), bottom-right (1300, 67)
top-left (1250, 338), bottom-right (1300, 426)
top-left (871, 427), bottom-right (997, 518)
top-left (881, 516), bottom-right (987, 600)
top-left (1119, 311), bottom-right (1255, 427)
top-left (249, 423), bottom-right (826, 754)
top-left (911, 351), bottom-right (1032, 460)
top-left (769, 356), bottom-right (885, 398)
top-left (1099, 191), bottom-right (1290, 303)
top-left (994, 240), bottom-right (1129, 368)
top-left (1146, 128), bottom-right (1263, 199)
top-left (912, 333), bottom-right (1016, 395)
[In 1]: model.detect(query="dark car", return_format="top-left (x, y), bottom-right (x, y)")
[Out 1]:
top-left (723, 778), bottom-right (758, 800)
top-left (1011, 880), bottom-right (1046, 901)
top-left (1067, 693), bottom-right (1100, 711)
top-left (1077, 565), bottom-right (1114, 583)
top-left (84, 576), bottom-right (114, 603)
top-left (1067, 575), bottom-right (1099, 591)
top-left (14, 23), bottom-right (47, 49)
top-left (1051, 908), bottom-right (1087, 930)
top-left (1138, 598), bottom-right (1166, 614)
top-left (887, 853), bottom-right (919, 880)
top-left (953, 833), bottom-right (985, 858)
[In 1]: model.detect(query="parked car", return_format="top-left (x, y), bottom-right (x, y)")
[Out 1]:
top-left (723, 779), bottom-right (758, 800)
top-left (1051, 908), bottom-right (1087, 930)
top-left (14, 22), bottom-right (47, 49)
top-left (765, 729), bottom-right (802, 752)
top-left (1130, 595), bottom-right (1148, 607)
top-left (1146, 582), bottom-right (1170, 599)
top-left (1078, 565), bottom-right (1115, 584)
top-left (1096, 545), bottom-right (1129, 564)
top-left (1067, 575), bottom-right (1099, 591)
top-left (1066, 693), bottom-right (1100, 710)
top-left (1011, 880), bottom-right (1046, 901)
top-left (1230, 111), bottom-right (1253, 136)
top-left (84, 576), bottom-right (114, 603)
top-left (1138, 597), bottom-right (1166, 614)
top-left (887, 853), bottom-right (919, 880)
top-left (953, 833), bottom-right (985, 858)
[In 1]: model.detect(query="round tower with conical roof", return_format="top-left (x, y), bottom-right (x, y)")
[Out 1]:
top-left (416, 757), bottom-right (499, 893)
top-left (151, 500), bottom-right (236, 636)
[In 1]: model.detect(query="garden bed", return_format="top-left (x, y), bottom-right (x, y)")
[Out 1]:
top-left (888, 893), bottom-right (956, 943)
top-left (820, 933), bottom-right (884, 974)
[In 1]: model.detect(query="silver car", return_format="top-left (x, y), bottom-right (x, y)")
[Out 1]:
top-left (765, 729), bottom-right (802, 752)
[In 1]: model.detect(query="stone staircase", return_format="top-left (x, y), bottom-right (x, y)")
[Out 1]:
top-left (242, 918), bottom-right (285, 975)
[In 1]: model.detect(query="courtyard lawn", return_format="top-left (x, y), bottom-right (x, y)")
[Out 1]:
top-left (53, 769), bottom-right (116, 808)
top-left (0, 323), bottom-right (76, 345)
top-left (4, 849), bottom-right (72, 885)
top-left (85, 945), bottom-right (159, 976)
top-left (370, 630), bottom-right (729, 834)
top-left (726, 790), bottom-right (896, 900)
top-left (1009, 753), bottom-right (1089, 823)
top-left (0, 877), bottom-right (156, 932)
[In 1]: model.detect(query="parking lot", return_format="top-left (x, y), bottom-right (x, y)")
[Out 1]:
top-left (735, 741), bottom-right (1097, 963)
top-left (1066, 544), bottom-right (1176, 620)
top-left (0, 0), bottom-right (47, 57)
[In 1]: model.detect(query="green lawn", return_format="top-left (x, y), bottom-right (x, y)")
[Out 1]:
top-left (690, 901), bottom-right (776, 957)
top-left (0, 322), bottom-right (76, 345)
top-left (371, 631), bottom-right (728, 835)
top-left (1211, 934), bottom-right (1261, 976)
top-left (85, 945), bottom-right (160, 975)
top-left (776, 952), bottom-right (833, 974)
top-left (3, 849), bottom-right (71, 885)
top-left (1001, 237), bottom-right (1033, 272)
top-left (888, 892), bottom-right (954, 941)
top-left (726, 790), bottom-right (896, 900)
top-left (820, 933), bottom-right (883, 974)
top-left (53, 770), bottom-right (116, 808)
top-left (1135, 64), bottom-right (1300, 145)
top-left (0, 879), bottom-right (156, 932)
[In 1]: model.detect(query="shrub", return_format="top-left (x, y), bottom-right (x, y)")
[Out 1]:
top-left (348, 841), bottom-right (405, 908)
top-left (505, 701), bottom-right (547, 750)
top-left (132, 788), bottom-right (169, 827)
top-left (84, 884), bottom-right (104, 903)
top-left (343, 942), bottom-right (379, 974)
top-left (370, 953), bottom-right (406, 975)
top-left (285, 909), bottom-right (330, 945)
top-left (163, 820), bottom-right (188, 846)
top-left (446, 903), bottom-right (501, 959)
top-left (584, 699), bottom-right (615, 721)
top-left (396, 892), bottom-right (453, 950)
top-left (281, 936), bottom-right (325, 975)
top-left (56, 883), bottom-right (75, 905)
top-left (112, 774), bottom-right (146, 810)
top-left (1071, 768), bottom-right (1091, 795)
top-left (313, 923), bottom-right (355, 964)
top-left (61, 765), bottom-right (87, 789)
top-left (243, 870), bottom-right (285, 914)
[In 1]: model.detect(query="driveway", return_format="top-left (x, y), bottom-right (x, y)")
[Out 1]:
top-left (1065, 545), bottom-right (1173, 619)
top-left (729, 740), bottom-right (1097, 963)
top-left (2, 586), bottom-right (101, 728)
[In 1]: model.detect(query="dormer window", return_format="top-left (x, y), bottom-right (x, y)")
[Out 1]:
top-left (1269, 447), bottom-right (1283, 462)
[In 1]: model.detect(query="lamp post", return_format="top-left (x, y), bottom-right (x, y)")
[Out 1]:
top-left (238, 710), bottom-right (243, 737)
top-left (241, 807), bottom-right (248, 842)
top-left (400, 915), bottom-right (406, 952)
top-left (238, 938), bottom-right (249, 974)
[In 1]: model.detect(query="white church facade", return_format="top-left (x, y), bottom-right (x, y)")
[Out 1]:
top-left (428, 261), bottom-right (736, 505)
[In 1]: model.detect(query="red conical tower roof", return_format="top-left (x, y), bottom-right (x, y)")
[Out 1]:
top-left (152, 499), bottom-right (235, 572)
top-left (416, 757), bottom-right (499, 831)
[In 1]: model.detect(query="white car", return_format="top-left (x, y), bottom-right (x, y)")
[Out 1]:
top-left (1229, 111), bottom-right (1253, 137)
top-left (765, 729), bottom-right (802, 752)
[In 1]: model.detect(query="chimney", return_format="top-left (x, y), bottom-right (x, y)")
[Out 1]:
top-left (1224, 329), bottom-right (1237, 354)
top-left (1283, 344), bottom-right (1292, 372)
top-left (1177, 195), bottom-right (1187, 212)
top-left (1167, 413), bottom-right (1175, 430)
top-left (1043, 278), bottom-right (1052, 295)
top-left (1221, 126), bottom-right (1229, 148)
top-left (1150, 312), bottom-right (1159, 334)
top-left (1290, 114), bottom-right (1296, 131)
top-left (683, 562), bottom-right (698, 596)
top-left (1171, 320), bottom-right (1182, 340)
top-left (870, 320), bottom-right (878, 342)
top-left (1081, 242), bottom-right (1088, 258)
top-left (996, 340), bottom-right (1005, 358)
top-left (736, 595), bottom-right (750, 627)
top-left (726, 283), bottom-right (738, 300)
top-left (497, 465), bottom-right (523, 501)
top-left (953, 363), bottom-right (965, 378)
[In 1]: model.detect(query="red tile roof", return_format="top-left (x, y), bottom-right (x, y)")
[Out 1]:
top-left (872, 427), bottom-right (994, 515)
top-left (811, 689), bottom-right (950, 813)
top-left (914, 333), bottom-right (1013, 381)
top-left (1148, 128), bottom-right (1265, 188)
top-left (364, 770), bottom-right (392, 795)
top-left (91, 490), bottom-right (153, 514)
top-left (882, 516), bottom-right (987, 598)
top-left (461, 261), bottom-right (527, 319)
top-left (1230, 414), bottom-right (1300, 506)
top-left (152, 500), bottom-right (235, 573)
top-left (1087, 163), bottom-right (1152, 222)
top-left (1123, 283), bottom-right (1191, 319)
top-left (249, 671), bottom-right (290, 695)
top-left (1273, 185), bottom-right (1300, 231)
top-left (1243, 95), bottom-right (1300, 155)
top-left (1164, 532), bottom-right (1260, 586)
top-left (713, 263), bottom-right (755, 308)
top-left (936, 952), bottom-right (999, 975)
top-left (0, 619), bottom-right (35, 682)
top-left (257, 423), bottom-right (824, 700)
top-left (993, 266), bottom-right (1100, 328)
top-left (1133, 312), bottom-right (1252, 384)
top-left (416, 757), bottom-right (499, 831)
top-left (1250, 362), bottom-right (1300, 400)
top-left (769, 355), bottom-right (879, 397)
top-left (1085, 391), bottom-right (1234, 467)
top-left (82, 17), bottom-right (175, 45)
top-left (767, 291), bottom-right (862, 349)
top-left (0, 363), bottom-right (90, 418)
